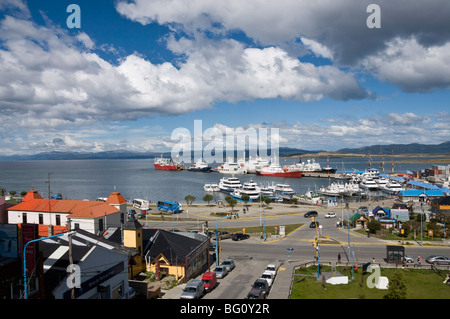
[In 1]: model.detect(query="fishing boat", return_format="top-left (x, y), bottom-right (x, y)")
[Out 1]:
top-left (256, 162), bottom-right (302, 178)
top-left (153, 156), bottom-right (183, 171)
top-left (295, 189), bottom-right (322, 205)
top-left (188, 158), bottom-right (212, 172)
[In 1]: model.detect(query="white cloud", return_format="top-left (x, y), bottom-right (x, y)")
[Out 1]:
top-left (361, 37), bottom-right (450, 92)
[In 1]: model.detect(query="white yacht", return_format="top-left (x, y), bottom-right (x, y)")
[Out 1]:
top-left (217, 158), bottom-right (247, 174)
top-left (218, 176), bottom-right (243, 193)
top-left (246, 156), bottom-right (270, 174)
top-left (381, 181), bottom-right (404, 195)
top-left (231, 180), bottom-right (261, 200)
top-left (359, 178), bottom-right (379, 191)
top-left (204, 183), bottom-right (220, 192)
top-left (273, 183), bottom-right (295, 200)
top-left (375, 177), bottom-right (389, 190)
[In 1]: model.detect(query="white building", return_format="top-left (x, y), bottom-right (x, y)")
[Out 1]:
top-left (7, 190), bottom-right (128, 235)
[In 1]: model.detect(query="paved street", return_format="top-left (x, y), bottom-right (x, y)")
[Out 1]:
top-left (151, 201), bottom-right (450, 299)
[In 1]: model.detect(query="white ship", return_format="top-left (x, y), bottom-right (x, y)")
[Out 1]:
top-left (218, 176), bottom-right (243, 193)
top-left (217, 158), bottom-right (248, 174)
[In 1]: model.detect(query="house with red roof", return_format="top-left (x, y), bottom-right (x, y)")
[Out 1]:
top-left (7, 190), bottom-right (128, 236)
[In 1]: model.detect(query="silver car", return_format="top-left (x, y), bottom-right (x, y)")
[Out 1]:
top-left (180, 280), bottom-right (205, 299)
top-left (214, 265), bottom-right (228, 278)
top-left (425, 255), bottom-right (450, 265)
top-left (220, 259), bottom-right (235, 272)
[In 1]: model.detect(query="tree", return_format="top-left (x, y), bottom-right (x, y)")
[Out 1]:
top-left (203, 194), bottom-right (213, 206)
top-left (225, 196), bottom-right (237, 211)
top-left (185, 195), bottom-right (196, 206)
top-left (383, 271), bottom-right (407, 299)
top-left (241, 195), bottom-right (250, 208)
top-left (9, 190), bottom-right (16, 196)
top-left (367, 219), bottom-right (381, 234)
top-left (264, 197), bottom-right (272, 208)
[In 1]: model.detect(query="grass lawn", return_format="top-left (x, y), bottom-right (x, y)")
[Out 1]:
top-left (291, 265), bottom-right (450, 299)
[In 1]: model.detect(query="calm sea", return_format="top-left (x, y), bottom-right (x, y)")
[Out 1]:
top-left (0, 157), bottom-right (444, 203)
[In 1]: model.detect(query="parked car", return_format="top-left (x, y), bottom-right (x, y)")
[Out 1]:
top-left (232, 232), bottom-right (250, 241)
top-left (264, 264), bottom-right (277, 277)
top-left (245, 288), bottom-right (267, 299)
top-left (425, 255), bottom-right (450, 265)
top-left (213, 230), bottom-right (232, 240)
top-left (181, 280), bottom-right (205, 299)
top-left (304, 211), bottom-right (318, 218)
top-left (404, 255), bottom-right (414, 263)
top-left (309, 221), bottom-right (320, 228)
top-left (214, 265), bottom-right (228, 278)
top-left (325, 212), bottom-right (336, 218)
top-left (260, 271), bottom-right (274, 287)
top-left (201, 272), bottom-right (217, 293)
top-left (220, 258), bottom-right (235, 272)
top-left (251, 279), bottom-right (270, 296)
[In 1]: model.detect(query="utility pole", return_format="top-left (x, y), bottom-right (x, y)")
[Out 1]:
top-left (46, 173), bottom-right (53, 236)
top-left (68, 232), bottom-right (75, 299)
top-left (205, 221), bottom-right (210, 272)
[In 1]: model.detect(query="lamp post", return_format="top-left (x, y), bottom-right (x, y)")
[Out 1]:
top-left (23, 231), bottom-right (74, 299)
top-left (215, 215), bottom-right (229, 266)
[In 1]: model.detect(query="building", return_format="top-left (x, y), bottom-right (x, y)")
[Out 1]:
top-left (144, 229), bottom-right (209, 282)
top-left (39, 229), bottom-right (132, 299)
top-left (431, 196), bottom-right (450, 219)
top-left (398, 189), bottom-right (444, 203)
top-left (7, 190), bottom-right (127, 236)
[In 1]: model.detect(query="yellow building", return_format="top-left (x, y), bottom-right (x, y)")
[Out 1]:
top-left (122, 214), bottom-right (146, 278)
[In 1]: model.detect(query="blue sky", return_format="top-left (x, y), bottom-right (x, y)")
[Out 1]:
top-left (0, 0), bottom-right (449, 156)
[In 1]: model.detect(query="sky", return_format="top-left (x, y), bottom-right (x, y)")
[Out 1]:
top-left (0, 0), bottom-right (449, 157)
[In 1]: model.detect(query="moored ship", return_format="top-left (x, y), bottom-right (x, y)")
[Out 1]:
top-left (153, 156), bottom-right (183, 171)
top-left (256, 162), bottom-right (303, 178)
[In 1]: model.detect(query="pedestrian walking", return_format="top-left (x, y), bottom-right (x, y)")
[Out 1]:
top-left (417, 256), bottom-right (422, 266)
top-left (338, 253), bottom-right (341, 264)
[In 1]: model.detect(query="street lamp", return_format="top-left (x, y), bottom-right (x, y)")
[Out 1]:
top-left (215, 215), bottom-right (229, 266)
top-left (23, 231), bottom-right (74, 299)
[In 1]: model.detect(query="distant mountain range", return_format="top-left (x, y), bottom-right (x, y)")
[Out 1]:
top-left (0, 142), bottom-right (448, 161)
top-left (336, 141), bottom-right (450, 155)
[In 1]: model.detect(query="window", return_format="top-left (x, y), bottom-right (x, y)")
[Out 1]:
top-left (22, 213), bottom-right (27, 224)
top-left (39, 214), bottom-right (44, 224)
top-left (99, 219), bottom-right (104, 232)
top-left (112, 282), bottom-right (123, 299)
top-left (56, 214), bottom-right (61, 226)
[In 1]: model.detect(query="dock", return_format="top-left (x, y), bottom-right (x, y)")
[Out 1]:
top-left (302, 172), bottom-right (337, 178)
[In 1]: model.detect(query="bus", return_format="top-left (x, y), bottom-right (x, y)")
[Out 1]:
top-left (133, 199), bottom-right (150, 210)
top-left (157, 201), bottom-right (182, 213)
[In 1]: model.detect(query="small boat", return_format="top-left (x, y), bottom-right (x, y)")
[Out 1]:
top-left (204, 183), bottom-right (220, 192)
top-left (218, 176), bottom-right (243, 193)
top-left (188, 158), bottom-right (212, 172)
top-left (273, 183), bottom-right (295, 200)
top-left (295, 189), bottom-right (322, 205)
top-left (153, 155), bottom-right (183, 171)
